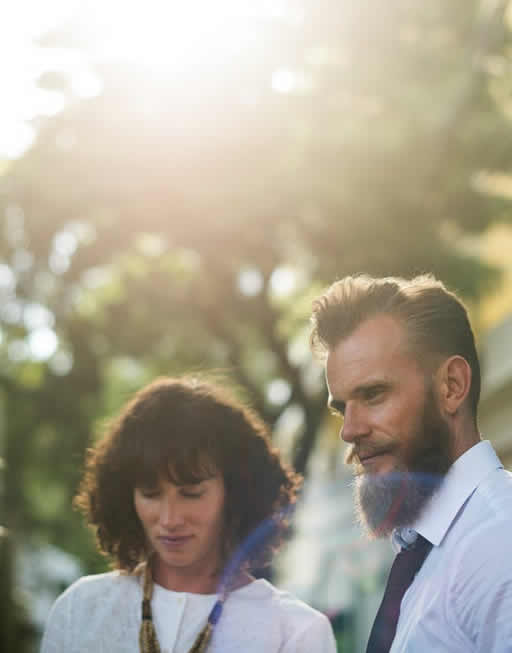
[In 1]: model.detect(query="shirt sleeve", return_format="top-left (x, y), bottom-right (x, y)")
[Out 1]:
top-left (452, 534), bottom-right (512, 652)
top-left (40, 589), bottom-right (72, 653)
top-left (475, 579), bottom-right (512, 652)
top-left (473, 568), bottom-right (512, 652)
top-left (280, 612), bottom-right (337, 653)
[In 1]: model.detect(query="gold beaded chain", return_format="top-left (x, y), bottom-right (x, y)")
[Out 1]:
top-left (139, 560), bottom-right (226, 653)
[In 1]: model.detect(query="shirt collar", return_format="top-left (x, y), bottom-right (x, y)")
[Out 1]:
top-left (393, 440), bottom-right (503, 550)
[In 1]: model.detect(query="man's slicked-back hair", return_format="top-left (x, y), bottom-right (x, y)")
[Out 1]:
top-left (310, 274), bottom-right (481, 419)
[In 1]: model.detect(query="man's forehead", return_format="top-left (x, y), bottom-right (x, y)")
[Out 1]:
top-left (325, 316), bottom-right (418, 393)
top-left (329, 314), bottom-right (409, 360)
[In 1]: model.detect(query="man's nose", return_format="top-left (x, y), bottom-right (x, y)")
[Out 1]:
top-left (340, 403), bottom-right (369, 443)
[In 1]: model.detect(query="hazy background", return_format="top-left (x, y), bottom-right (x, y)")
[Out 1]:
top-left (2, 1), bottom-right (512, 651)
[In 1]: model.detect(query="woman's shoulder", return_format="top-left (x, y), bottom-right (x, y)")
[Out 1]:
top-left (42, 571), bottom-right (141, 652)
top-left (227, 579), bottom-right (335, 649)
top-left (56, 570), bottom-right (140, 606)
top-left (237, 578), bottom-right (328, 622)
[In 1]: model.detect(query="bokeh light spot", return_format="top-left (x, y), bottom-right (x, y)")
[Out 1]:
top-left (28, 328), bottom-right (59, 361)
top-left (238, 266), bottom-right (264, 296)
top-left (266, 378), bottom-right (292, 405)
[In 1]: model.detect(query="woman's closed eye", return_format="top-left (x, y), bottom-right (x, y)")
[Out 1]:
top-left (179, 486), bottom-right (205, 499)
top-left (138, 487), bottom-right (161, 498)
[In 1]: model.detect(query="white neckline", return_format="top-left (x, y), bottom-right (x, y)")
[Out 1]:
top-left (152, 577), bottom-right (269, 601)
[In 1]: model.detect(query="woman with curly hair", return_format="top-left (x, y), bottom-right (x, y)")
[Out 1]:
top-left (41, 377), bottom-right (336, 653)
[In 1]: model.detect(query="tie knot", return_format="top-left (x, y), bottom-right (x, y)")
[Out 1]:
top-left (401, 527), bottom-right (419, 548)
top-left (409, 534), bottom-right (431, 554)
top-left (393, 536), bottom-right (433, 593)
top-left (392, 527), bottom-right (422, 551)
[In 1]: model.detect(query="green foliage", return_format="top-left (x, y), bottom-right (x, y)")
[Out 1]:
top-left (1, 4), bottom-right (512, 638)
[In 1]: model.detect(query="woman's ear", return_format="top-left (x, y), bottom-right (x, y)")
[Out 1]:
top-left (435, 355), bottom-right (472, 416)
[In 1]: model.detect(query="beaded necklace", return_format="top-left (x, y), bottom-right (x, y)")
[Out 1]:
top-left (138, 560), bottom-right (227, 653)
top-left (138, 513), bottom-right (283, 653)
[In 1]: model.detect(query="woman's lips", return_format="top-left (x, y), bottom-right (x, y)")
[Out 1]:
top-left (157, 535), bottom-right (194, 547)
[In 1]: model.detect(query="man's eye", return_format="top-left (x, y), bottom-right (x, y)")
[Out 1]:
top-left (366, 386), bottom-right (384, 401)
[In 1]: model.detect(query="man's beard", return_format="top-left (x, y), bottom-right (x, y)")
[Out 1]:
top-left (350, 389), bottom-right (453, 539)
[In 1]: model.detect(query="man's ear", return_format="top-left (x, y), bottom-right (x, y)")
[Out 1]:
top-left (435, 355), bottom-right (472, 416)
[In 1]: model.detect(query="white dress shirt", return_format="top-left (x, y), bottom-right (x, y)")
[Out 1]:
top-left (390, 440), bottom-right (512, 652)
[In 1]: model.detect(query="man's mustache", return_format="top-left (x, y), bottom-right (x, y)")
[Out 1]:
top-left (344, 444), bottom-right (397, 466)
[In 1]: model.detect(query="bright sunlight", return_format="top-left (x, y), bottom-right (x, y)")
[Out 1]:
top-left (0, 0), bottom-right (290, 159)
top-left (85, 0), bottom-right (288, 74)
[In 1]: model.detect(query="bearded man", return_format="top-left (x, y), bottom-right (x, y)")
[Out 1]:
top-left (310, 274), bottom-right (512, 653)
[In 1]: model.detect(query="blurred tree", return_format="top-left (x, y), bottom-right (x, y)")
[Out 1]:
top-left (1, 0), bottom-right (512, 648)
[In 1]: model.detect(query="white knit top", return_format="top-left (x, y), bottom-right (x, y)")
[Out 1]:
top-left (41, 572), bottom-right (337, 653)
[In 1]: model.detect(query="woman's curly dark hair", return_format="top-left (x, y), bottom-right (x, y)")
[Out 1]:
top-left (74, 376), bottom-right (302, 573)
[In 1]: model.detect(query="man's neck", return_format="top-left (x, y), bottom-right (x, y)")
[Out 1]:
top-left (450, 415), bottom-right (481, 462)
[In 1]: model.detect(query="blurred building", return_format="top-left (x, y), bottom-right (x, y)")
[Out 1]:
top-left (479, 312), bottom-right (512, 468)
top-left (276, 312), bottom-right (512, 652)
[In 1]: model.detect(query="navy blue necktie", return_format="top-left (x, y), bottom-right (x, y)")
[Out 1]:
top-left (366, 535), bottom-right (432, 653)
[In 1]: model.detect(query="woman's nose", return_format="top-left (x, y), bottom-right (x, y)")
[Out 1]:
top-left (159, 497), bottom-right (185, 529)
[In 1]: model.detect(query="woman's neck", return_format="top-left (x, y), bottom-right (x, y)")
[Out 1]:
top-left (151, 557), bottom-right (253, 594)
top-left (152, 558), bottom-right (219, 594)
